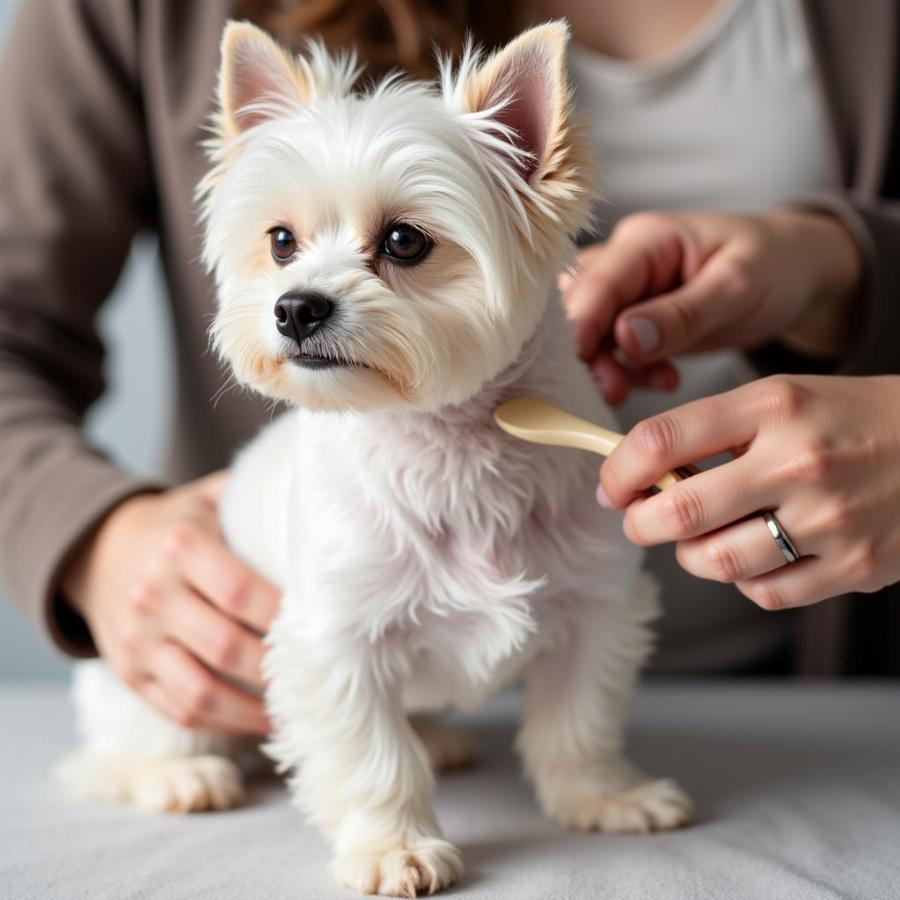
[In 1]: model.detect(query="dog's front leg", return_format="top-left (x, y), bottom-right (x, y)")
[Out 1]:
top-left (518, 576), bottom-right (693, 834)
top-left (266, 621), bottom-right (462, 897)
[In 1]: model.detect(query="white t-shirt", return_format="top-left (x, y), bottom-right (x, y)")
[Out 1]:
top-left (568, 0), bottom-right (835, 672)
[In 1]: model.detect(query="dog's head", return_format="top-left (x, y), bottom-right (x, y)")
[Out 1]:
top-left (200, 20), bottom-right (595, 412)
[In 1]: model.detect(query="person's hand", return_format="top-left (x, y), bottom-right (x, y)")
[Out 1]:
top-left (62, 473), bottom-right (278, 735)
top-left (561, 210), bottom-right (862, 405)
top-left (598, 375), bottom-right (900, 609)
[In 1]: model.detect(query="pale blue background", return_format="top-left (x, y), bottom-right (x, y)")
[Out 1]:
top-left (0, 0), bottom-right (176, 679)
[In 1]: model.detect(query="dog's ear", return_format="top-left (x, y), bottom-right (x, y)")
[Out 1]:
top-left (217, 21), bottom-right (309, 139)
top-left (459, 21), bottom-right (575, 185)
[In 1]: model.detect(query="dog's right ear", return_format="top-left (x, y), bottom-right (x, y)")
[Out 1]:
top-left (217, 21), bottom-right (309, 140)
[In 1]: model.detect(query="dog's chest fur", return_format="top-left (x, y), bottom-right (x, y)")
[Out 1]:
top-left (223, 307), bottom-right (634, 710)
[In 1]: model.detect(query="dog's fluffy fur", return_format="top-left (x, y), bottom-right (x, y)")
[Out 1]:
top-left (62, 21), bottom-right (691, 896)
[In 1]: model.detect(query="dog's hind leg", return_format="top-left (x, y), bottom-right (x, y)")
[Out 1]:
top-left (58, 661), bottom-right (243, 813)
top-left (411, 715), bottom-right (479, 771)
top-left (517, 574), bottom-right (693, 834)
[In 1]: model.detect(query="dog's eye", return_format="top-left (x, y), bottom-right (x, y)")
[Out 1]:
top-left (269, 227), bottom-right (297, 263)
top-left (380, 223), bottom-right (431, 264)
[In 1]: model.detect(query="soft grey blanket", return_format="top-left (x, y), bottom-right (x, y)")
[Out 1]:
top-left (2, 682), bottom-right (898, 899)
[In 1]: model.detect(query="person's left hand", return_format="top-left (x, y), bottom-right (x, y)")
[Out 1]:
top-left (599, 374), bottom-right (900, 609)
top-left (560, 209), bottom-right (862, 406)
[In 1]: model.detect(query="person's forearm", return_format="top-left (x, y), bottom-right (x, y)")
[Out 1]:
top-left (774, 209), bottom-right (863, 359)
top-left (774, 194), bottom-right (900, 379)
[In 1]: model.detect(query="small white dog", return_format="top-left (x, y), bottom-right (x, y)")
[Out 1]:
top-left (63, 20), bottom-right (691, 896)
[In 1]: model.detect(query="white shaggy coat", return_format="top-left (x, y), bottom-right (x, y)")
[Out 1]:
top-left (62, 21), bottom-right (691, 897)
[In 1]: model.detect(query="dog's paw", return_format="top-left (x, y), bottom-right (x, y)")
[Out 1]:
top-left (58, 751), bottom-right (244, 813)
top-left (333, 837), bottom-right (463, 897)
top-left (560, 778), bottom-right (692, 833)
top-left (537, 762), bottom-right (692, 833)
top-left (131, 755), bottom-right (244, 813)
top-left (413, 719), bottom-right (479, 771)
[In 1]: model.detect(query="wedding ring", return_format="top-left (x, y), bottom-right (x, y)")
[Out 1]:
top-left (762, 511), bottom-right (800, 564)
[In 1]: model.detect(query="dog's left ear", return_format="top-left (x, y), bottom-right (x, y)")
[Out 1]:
top-left (457, 21), bottom-right (581, 189)
top-left (217, 21), bottom-right (309, 139)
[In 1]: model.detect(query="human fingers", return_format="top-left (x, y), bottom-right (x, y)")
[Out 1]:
top-left (589, 352), bottom-right (633, 406)
top-left (170, 523), bottom-right (280, 633)
top-left (141, 676), bottom-right (192, 725)
top-left (600, 385), bottom-right (764, 505)
top-left (622, 453), bottom-right (779, 545)
top-left (735, 556), bottom-right (850, 611)
top-left (189, 470), bottom-right (230, 504)
top-left (629, 359), bottom-right (680, 392)
top-left (590, 353), bottom-right (680, 406)
top-left (162, 585), bottom-right (267, 688)
top-left (564, 216), bottom-right (687, 361)
top-left (675, 509), bottom-right (805, 583)
top-left (612, 251), bottom-right (755, 363)
top-left (152, 642), bottom-right (269, 735)
top-left (608, 352), bottom-right (680, 392)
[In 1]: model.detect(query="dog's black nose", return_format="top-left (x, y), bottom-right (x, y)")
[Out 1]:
top-left (274, 291), bottom-right (334, 344)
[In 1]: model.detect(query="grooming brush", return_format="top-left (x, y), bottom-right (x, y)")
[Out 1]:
top-left (494, 396), bottom-right (698, 491)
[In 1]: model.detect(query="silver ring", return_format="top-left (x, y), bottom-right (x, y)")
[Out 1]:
top-left (762, 511), bottom-right (800, 564)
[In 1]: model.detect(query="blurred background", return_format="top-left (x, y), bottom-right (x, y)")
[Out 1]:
top-left (0, 0), bottom-right (175, 679)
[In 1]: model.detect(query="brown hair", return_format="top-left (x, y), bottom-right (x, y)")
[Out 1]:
top-left (235, 0), bottom-right (517, 78)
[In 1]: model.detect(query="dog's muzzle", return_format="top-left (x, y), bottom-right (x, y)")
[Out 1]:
top-left (274, 290), bottom-right (355, 370)
top-left (274, 291), bottom-right (334, 345)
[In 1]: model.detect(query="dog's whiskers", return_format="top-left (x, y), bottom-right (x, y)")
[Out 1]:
top-left (210, 373), bottom-right (239, 408)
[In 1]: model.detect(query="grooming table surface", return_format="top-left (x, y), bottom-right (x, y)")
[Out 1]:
top-left (2, 682), bottom-right (898, 899)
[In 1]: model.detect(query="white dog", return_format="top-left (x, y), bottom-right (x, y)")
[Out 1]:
top-left (62, 20), bottom-right (691, 896)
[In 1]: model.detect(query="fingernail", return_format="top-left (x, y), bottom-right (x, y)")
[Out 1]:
top-left (596, 484), bottom-right (612, 508)
top-left (628, 316), bottom-right (661, 354)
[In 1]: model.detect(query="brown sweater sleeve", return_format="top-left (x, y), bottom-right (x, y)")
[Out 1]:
top-left (0, 0), bottom-right (162, 656)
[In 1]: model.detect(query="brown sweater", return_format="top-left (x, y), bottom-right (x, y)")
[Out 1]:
top-left (0, 0), bottom-right (898, 671)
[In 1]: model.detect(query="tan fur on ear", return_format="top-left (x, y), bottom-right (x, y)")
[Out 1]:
top-left (198, 21), bottom-right (310, 221)
top-left (463, 21), bottom-right (598, 236)
top-left (464, 22), bottom-right (569, 167)
top-left (218, 20), bottom-right (309, 140)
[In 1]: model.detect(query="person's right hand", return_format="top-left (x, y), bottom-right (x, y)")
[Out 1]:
top-left (62, 473), bottom-right (278, 735)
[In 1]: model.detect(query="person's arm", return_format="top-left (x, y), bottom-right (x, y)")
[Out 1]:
top-left (0, 1), bottom-right (279, 734)
top-left (0, 0), bottom-right (159, 655)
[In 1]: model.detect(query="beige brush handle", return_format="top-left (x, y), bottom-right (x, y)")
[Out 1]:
top-left (493, 397), bottom-right (698, 492)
